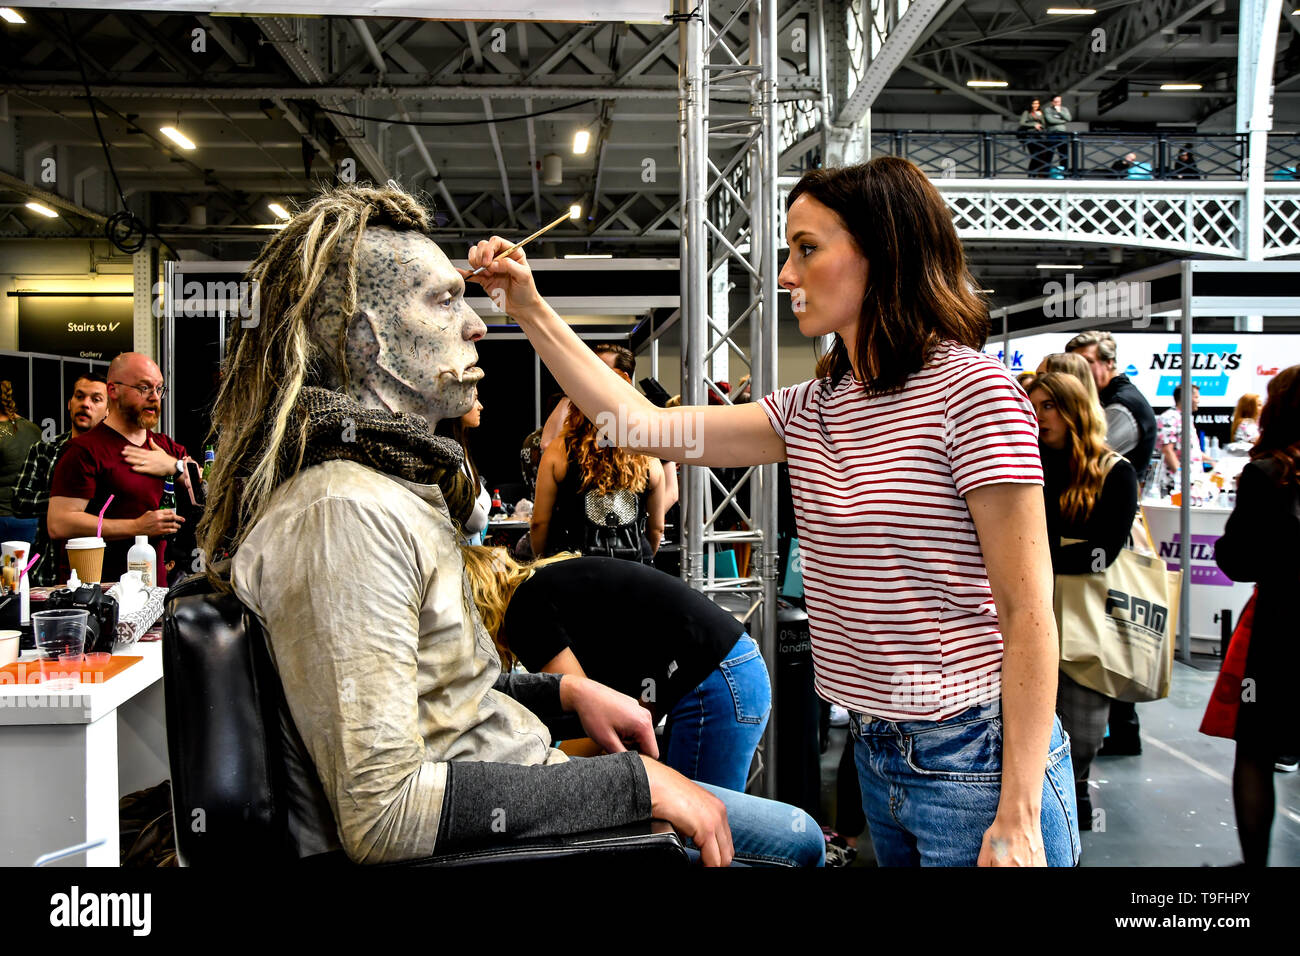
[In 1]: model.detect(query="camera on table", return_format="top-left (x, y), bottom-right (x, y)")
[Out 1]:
top-left (45, 584), bottom-right (119, 654)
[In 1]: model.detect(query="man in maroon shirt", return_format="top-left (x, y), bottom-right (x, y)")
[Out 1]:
top-left (48, 352), bottom-right (190, 585)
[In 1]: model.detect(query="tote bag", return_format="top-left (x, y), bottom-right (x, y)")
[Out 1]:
top-left (1054, 510), bottom-right (1183, 703)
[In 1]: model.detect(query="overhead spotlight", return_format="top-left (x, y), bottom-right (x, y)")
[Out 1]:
top-left (573, 129), bottom-right (591, 154)
top-left (980, 289), bottom-right (996, 294)
top-left (25, 201), bottom-right (58, 218)
top-left (1046, 7), bottom-right (1096, 13)
top-left (267, 202), bottom-right (291, 220)
top-left (160, 126), bottom-right (196, 150)
top-left (966, 79), bottom-right (1008, 88)
top-left (564, 253), bottom-right (612, 259)
top-left (1036, 263), bottom-right (1083, 270)
top-left (1159, 83), bottom-right (1202, 91)
top-left (0, 8), bottom-right (25, 24)
top-left (568, 204), bottom-right (582, 219)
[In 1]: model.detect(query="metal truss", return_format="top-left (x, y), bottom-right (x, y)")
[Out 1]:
top-left (903, 42), bottom-right (1016, 119)
top-left (679, 0), bottom-right (780, 797)
top-left (836, 0), bottom-right (946, 126)
top-left (1036, 0), bottom-right (1220, 98)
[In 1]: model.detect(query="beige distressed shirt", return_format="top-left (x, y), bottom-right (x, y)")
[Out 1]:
top-left (232, 459), bottom-right (570, 863)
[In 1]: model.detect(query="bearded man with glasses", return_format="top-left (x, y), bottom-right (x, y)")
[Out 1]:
top-left (48, 351), bottom-right (193, 585)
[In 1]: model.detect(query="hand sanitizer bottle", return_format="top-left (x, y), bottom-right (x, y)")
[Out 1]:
top-left (127, 535), bottom-right (157, 588)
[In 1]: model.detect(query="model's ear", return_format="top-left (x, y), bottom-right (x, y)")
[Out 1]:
top-left (342, 308), bottom-right (381, 392)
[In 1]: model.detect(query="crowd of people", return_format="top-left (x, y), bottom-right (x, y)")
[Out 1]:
top-left (8, 156), bottom-right (1294, 870)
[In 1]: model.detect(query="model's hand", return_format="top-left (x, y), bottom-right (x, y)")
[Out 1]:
top-left (977, 812), bottom-right (1046, 867)
top-left (560, 675), bottom-right (659, 758)
top-left (136, 509), bottom-right (184, 537)
top-left (121, 438), bottom-right (176, 478)
top-left (460, 236), bottom-right (544, 317)
top-left (640, 756), bottom-right (734, 867)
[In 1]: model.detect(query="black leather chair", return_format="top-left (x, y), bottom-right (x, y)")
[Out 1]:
top-left (162, 572), bottom-right (687, 868)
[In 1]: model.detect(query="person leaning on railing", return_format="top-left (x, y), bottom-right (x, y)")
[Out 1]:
top-left (1017, 98), bottom-right (1049, 178)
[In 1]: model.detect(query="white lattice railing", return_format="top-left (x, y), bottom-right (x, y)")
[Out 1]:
top-left (1263, 183), bottom-right (1300, 259)
top-left (775, 178), bottom-right (1300, 258)
top-left (936, 180), bottom-right (1300, 260)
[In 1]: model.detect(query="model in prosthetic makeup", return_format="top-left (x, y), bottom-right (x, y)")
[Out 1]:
top-left (199, 184), bottom-right (822, 867)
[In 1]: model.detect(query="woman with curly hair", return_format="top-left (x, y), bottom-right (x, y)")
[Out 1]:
top-left (530, 343), bottom-right (666, 561)
top-left (1215, 365), bottom-right (1300, 865)
top-left (1028, 372), bottom-right (1138, 832)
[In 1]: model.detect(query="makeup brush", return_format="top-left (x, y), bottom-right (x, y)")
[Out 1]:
top-left (465, 205), bottom-right (582, 277)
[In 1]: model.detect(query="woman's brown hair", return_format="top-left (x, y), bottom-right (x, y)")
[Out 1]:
top-left (1250, 366), bottom-right (1300, 484)
top-left (1031, 372), bottom-right (1118, 524)
top-left (786, 158), bottom-right (989, 394)
top-left (562, 342), bottom-right (651, 495)
top-left (1230, 392), bottom-right (1262, 444)
top-left (0, 381), bottom-right (21, 420)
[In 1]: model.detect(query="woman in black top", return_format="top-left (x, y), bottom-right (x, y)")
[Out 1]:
top-left (1030, 373), bottom-right (1139, 830)
top-left (460, 547), bottom-right (771, 792)
top-left (1215, 364), bottom-right (1300, 867)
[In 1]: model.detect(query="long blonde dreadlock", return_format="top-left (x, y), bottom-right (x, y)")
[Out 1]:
top-left (198, 183), bottom-right (434, 588)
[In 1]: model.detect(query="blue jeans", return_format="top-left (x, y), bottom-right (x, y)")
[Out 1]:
top-left (687, 781), bottom-right (825, 867)
top-left (0, 516), bottom-right (37, 547)
top-left (662, 633), bottom-right (771, 792)
top-left (850, 699), bottom-right (1080, 866)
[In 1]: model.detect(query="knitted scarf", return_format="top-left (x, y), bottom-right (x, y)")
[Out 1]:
top-left (279, 386), bottom-right (477, 526)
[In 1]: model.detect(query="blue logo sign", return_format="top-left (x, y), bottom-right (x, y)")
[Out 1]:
top-left (1125, 364), bottom-right (1139, 378)
top-left (1151, 343), bottom-right (1240, 398)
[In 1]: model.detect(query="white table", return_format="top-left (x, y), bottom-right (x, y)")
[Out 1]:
top-left (0, 642), bottom-right (168, 866)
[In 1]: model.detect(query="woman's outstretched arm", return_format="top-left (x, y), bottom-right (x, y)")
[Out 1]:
top-left (463, 237), bottom-right (785, 468)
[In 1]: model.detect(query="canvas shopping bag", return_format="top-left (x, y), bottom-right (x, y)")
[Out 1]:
top-left (1055, 542), bottom-right (1181, 703)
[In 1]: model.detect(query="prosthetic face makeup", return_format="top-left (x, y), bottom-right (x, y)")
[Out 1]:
top-left (312, 226), bottom-right (487, 425)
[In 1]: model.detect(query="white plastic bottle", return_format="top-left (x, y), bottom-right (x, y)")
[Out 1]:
top-left (127, 536), bottom-right (157, 588)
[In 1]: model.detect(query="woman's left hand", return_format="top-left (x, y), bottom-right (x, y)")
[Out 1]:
top-left (977, 812), bottom-right (1046, 866)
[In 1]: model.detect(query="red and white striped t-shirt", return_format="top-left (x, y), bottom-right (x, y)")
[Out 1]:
top-left (761, 340), bottom-right (1043, 720)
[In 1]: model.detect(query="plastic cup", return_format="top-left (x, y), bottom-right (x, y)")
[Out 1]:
top-left (33, 608), bottom-right (89, 691)
top-left (66, 537), bottom-right (105, 584)
top-left (0, 628), bottom-right (19, 666)
top-left (85, 652), bottom-right (111, 672)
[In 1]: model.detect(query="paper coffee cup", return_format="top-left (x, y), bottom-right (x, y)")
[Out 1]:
top-left (66, 536), bottom-right (106, 584)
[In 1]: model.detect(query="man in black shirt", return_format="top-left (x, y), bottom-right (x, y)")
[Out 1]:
top-left (1066, 330), bottom-right (1158, 490)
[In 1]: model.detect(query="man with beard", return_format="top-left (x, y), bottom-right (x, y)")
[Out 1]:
top-left (11, 372), bottom-right (110, 585)
top-left (48, 352), bottom-right (189, 585)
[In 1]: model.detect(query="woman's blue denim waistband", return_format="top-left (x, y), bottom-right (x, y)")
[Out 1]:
top-left (850, 697), bottom-right (1001, 736)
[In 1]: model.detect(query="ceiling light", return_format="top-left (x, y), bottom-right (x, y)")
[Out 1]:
top-left (564, 253), bottom-right (612, 259)
top-left (568, 204), bottom-right (582, 219)
top-left (1160, 83), bottom-right (1202, 91)
top-left (25, 201), bottom-right (58, 218)
top-left (1036, 263), bottom-right (1082, 270)
top-left (1046, 7), bottom-right (1096, 13)
top-left (267, 202), bottom-right (290, 220)
top-left (0, 8), bottom-right (25, 24)
top-left (159, 126), bottom-right (196, 150)
top-left (573, 130), bottom-right (591, 154)
top-left (966, 79), bottom-right (1008, 88)
top-left (980, 289), bottom-right (995, 294)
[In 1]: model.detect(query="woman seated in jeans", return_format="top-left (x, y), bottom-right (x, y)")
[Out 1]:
top-left (461, 547), bottom-right (771, 793)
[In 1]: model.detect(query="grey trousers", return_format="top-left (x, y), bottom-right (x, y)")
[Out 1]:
top-left (1056, 671), bottom-right (1112, 785)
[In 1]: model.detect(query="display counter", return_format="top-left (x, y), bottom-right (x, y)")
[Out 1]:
top-left (1141, 500), bottom-right (1254, 651)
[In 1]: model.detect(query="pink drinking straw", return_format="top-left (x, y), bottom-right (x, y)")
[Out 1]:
top-left (96, 495), bottom-right (114, 538)
top-left (17, 552), bottom-right (39, 585)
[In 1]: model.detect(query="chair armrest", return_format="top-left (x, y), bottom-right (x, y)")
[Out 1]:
top-left (389, 820), bottom-right (686, 869)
